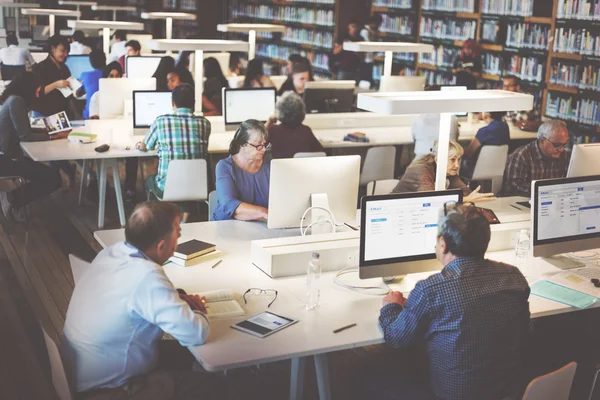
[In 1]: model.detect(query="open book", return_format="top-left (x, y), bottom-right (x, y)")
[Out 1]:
top-left (195, 289), bottom-right (245, 319)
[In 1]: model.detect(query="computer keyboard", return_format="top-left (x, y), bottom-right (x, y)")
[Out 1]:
top-left (575, 267), bottom-right (600, 280)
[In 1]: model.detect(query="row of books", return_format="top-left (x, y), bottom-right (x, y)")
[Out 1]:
top-left (256, 43), bottom-right (331, 72)
top-left (549, 62), bottom-right (600, 91)
top-left (546, 93), bottom-right (600, 126)
top-left (178, 0), bottom-right (197, 9)
top-left (373, 64), bottom-right (415, 80)
top-left (482, 53), bottom-right (503, 75)
top-left (282, 28), bottom-right (333, 49)
top-left (506, 22), bottom-right (551, 49)
top-left (481, 20), bottom-right (501, 42)
top-left (418, 44), bottom-right (459, 67)
top-left (422, 70), bottom-right (457, 85)
top-left (422, 0), bottom-right (476, 12)
top-left (505, 54), bottom-right (545, 82)
top-left (232, 5), bottom-right (335, 27)
top-left (574, 135), bottom-right (600, 143)
top-left (553, 27), bottom-right (600, 55)
top-left (419, 17), bottom-right (477, 40)
top-left (380, 13), bottom-right (416, 36)
top-left (481, 0), bottom-right (534, 16)
top-left (557, 0), bottom-right (600, 19)
top-left (373, 0), bottom-right (412, 8)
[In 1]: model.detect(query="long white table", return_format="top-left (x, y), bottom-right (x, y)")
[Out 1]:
top-left (93, 200), bottom-right (586, 400)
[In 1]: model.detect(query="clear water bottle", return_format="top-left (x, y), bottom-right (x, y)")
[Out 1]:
top-left (306, 253), bottom-right (322, 310)
top-left (514, 229), bottom-right (530, 267)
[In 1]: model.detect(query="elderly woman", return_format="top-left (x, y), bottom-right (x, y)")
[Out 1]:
top-left (266, 92), bottom-right (324, 159)
top-left (213, 119), bottom-right (271, 221)
top-left (393, 141), bottom-right (495, 203)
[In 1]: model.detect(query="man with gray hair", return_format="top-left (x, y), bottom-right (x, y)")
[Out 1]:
top-left (62, 202), bottom-right (221, 399)
top-left (368, 203), bottom-right (530, 400)
top-left (502, 120), bottom-right (570, 197)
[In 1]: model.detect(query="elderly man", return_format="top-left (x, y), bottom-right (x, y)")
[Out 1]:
top-left (502, 120), bottom-right (570, 197)
top-left (62, 202), bottom-right (220, 399)
top-left (362, 203), bottom-right (530, 400)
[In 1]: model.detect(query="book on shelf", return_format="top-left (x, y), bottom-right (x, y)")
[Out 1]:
top-left (420, 17), bottom-right (477, 41)
top-left (482, 53), bottom-right (503, 75)
top-left (419, 44), bottom-right (459, 67)
top-left (557, 0), bottom-right (600, 20)
top-left (192, 289), bottom-right (245, 319)
top-left (546, 92), bottom-right (600, 126)
top-left (553, 27), bottom-right (600, 55)
top-left (422, 69), bottom-right (457, 86)
top-left (380, 14), bottom-right (415, 36)
top-left (233, 5), bottom-right (335, 27)
top-left (481, 0), bottom-right (534, 16)
top-left (422, 0), bottom-right (475, 12)
top-left (373, 0), bottom-right (412, 8)
top-left (549, 61), bottom-right (600, 91)
top-left (505, 54), bottom-right (545, 82)
top-left (506, 22), bottom-right (550, 50)
top-left (481, 20), bottom-right (501, 43)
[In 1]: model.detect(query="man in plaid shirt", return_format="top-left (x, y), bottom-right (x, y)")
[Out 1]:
top-left (502, 120), bottom-right (570, 197)
top-left (139, 84), bottom-right (211, 218)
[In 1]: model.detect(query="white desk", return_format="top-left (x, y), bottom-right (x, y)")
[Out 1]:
top-left (21, 8), bottom-right (80, 36)
top-left (217, 23), bottom-right (286, 60)
top-left (94, 204), bottom-right (581, 400)
top-left (20, 134), bottom-right (154, 229)
top-left (67, 20), bottom-right (144, 58)
top-left (57, 1), bottom-right (96, 19)
top-left (91, 4), bottom-right (136, 21)
top-left (141, 12), bottom-right (196, 41)
top-left (0, 2), bottom-right (39, 39)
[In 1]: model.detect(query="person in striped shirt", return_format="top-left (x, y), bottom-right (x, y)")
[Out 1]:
top-left (138, 84), bottom-right (211, 221)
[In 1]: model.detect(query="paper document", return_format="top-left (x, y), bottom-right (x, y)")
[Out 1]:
top-left (547, 269), bottom-right (600, 298)
top-left (57, 77), bottom-right (82, 98)
top-left (531, 280), bottom-right (598, 309)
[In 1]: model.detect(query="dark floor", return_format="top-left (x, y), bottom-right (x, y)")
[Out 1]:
top-left (1, 162), bottom-right (600, 400)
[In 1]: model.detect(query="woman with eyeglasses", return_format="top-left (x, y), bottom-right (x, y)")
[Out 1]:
top-left (213, 119), bottom-right (271, 221)
top-left (392, 141), bottom-right (495, 203)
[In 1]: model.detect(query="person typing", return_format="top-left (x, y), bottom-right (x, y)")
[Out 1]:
top-left (213, 119), bottom-right (270, 221)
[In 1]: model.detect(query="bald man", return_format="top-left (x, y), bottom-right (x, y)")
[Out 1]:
top-left (62, 202), bottom-right (221, 400)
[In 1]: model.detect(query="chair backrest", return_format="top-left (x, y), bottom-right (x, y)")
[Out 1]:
top-left (1, 64), bottom-right (26, 80)
top-left (379, 75), bottom-right (426, 92)
top-left (41, 326), bottom-right (72, 400)
top-left (365, 179), bottom-right (399, 195)
top-left (360, 146), bottom-right (396, 185)
top-left (522, 362), bottom-right (576, 400)
top-left (293, 152), bottom-right (327, 158)
top-left (208, 190), bottom-right (217, 221)
top-left (471, 145), bottom-right (509, 181)
top-left (68, 254), bottom-right (90, 285)
top-left (228, 75), bottom-right (244, 88)
top-left (162, 159), bottom-right (208, 202)
top-left (270, 75), bottom-right (288, 90)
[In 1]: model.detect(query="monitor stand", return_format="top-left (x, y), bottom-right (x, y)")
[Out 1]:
top-left (542, 255), bottom-right (585, 270)
top-left (310, 193), bottom-right (335, 235)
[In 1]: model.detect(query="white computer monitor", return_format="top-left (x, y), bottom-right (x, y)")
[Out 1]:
top-left (222, 87), bottom-right (276, 129)
top-left (66, 55), bottom-right (93, 80)
top-left (567, 144), bottom-right (600, 177)
top-left (99, 77), bottom-right (156, 119)
top-left (267, 155), bottom-right (361, 229)
top-left (133, 91), bottom-right (173, 128)
top-left (303, 80), bottom-right (355, 114)
top-left (125, 56), bottom-right (162, 78)
top-left (359, 190), bottom-right (463, 279)
top-left (532, 175), bottom-right (600, 267)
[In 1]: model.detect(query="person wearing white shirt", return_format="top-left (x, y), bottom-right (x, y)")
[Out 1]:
top-left (69, 30), bottom-right (92, 55)
top-left (62, 202), bottom-right (223, 399)
top-left (412, 85), bottom-right (460, 158)
top-left (0, 33), bottom-right (35, 66)
top-left (107, 30), bottom-right (127, 63)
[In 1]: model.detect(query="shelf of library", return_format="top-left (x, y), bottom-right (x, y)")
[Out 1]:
top-left (481, 72), bottom-right (501, 81)
top-left (421, 9), bottom-right (478, 19)
top-left (233, 17), bottom-right (335, 32)
top-left (241, 0), bottom-right (335, 9)
top-left (416, 63), bottom-right (453, 73)
top-left (420, 37), bottom-right (464, 47)
top-left (257, 38), bottom-right (332, 53)
top-left (480, 43), bottom-right (503, 52)
top-left (371, 6), bottom-right (415, 14)
top-left (378, 31), bottom-right (417, 41)
top-left (547, 83), bottom-right (578, 95)
top-left (524, 16), bottom-right (553, 24)
top-left (549, 51), bottom-right (583, 61)
top-left (479, 14), bottom-right (553, 24)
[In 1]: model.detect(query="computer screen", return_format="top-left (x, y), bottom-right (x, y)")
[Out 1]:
top-left (223, 88), bottom-right (276, 125)
top-left (303, 80), bottom-right (355, 114)
top-left (567, 144), bottom-right (600, 178)
top-left (66, 55), bottom-right (93, 81)
top-left (133, 91), bottom-right (173, 128)
top-left (360, 190), bottom-right (462, 279)
top-left (125, 56), bottom-right (162, 78)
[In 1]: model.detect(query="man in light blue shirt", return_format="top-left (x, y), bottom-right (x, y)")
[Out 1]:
top-left (62, 202), bottom-right (217, 399)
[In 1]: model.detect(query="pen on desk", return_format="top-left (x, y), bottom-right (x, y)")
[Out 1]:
top-left (333, 323), bottom-right (357, 334)
top-left (211, 260), bottom-right (222, 269)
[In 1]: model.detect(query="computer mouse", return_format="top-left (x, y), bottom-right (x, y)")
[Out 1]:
top-left (95, 144), bottom-right (110, 153)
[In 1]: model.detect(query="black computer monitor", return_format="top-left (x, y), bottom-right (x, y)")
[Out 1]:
top-left (303, 81), bottom-right (355, 114)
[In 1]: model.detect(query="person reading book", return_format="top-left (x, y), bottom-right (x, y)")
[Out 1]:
top-left (62, 202), bottom-right (224, 399)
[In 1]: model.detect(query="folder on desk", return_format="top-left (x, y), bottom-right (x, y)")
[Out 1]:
top-left (530, 280), bottom-right (598, 309)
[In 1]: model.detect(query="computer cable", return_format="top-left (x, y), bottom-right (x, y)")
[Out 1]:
top-left (333, 266), bottom-right (391, 296)
top-left (300, 206), bottom-right (336, 236)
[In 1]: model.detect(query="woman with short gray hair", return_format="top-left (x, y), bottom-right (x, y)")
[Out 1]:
top-left (266, 92), bottom-right (324, 158)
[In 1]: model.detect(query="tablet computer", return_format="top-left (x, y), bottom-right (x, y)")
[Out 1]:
top-left (231, 311), bottom-right (298, 338)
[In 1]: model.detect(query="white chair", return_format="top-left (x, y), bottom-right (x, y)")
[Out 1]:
top-left (366, 179), bottom-right (399, 195)
top-left (160, 159), bottom-right (209, 202)
top-left (360, 146), bottom-right (396, 186)
top-left (228, 75), bottom-right (244, 88)
top-left (379, 76), bottom-right (426, 92)
top-left (41, 325), bottom-right (73, 400)
top-left (68, 254), bottom-right (90, 285)
top-left (522, 361), bottom-right (577, 400)
top-left (293, 152), bottom-right (327, 158)
top-left (470, 145), bottom-right (509, 195)
top-left (208, 190), bottom-right (217, 221)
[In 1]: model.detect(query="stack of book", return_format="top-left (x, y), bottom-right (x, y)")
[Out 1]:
top-left (169, 239), bottom-right (219, 267)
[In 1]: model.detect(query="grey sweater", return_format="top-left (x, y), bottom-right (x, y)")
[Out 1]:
top-left (0, 95), bottom-right (48, 158)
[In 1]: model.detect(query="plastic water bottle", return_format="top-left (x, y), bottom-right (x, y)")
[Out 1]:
top-left (306, 253), bottom-right (322, 310)
top-left (514, 229), bottom-right (530, 268)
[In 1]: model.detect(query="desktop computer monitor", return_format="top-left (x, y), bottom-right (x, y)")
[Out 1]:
top-left (125, 56), bottom-right (162, 78)
top-left (359, 190), bottom-right (463, 279)
top-left (133, 91), bottom-right (173, 128)
top-left (567, 144), bottom-right (600, 177)
top-left (66, 55), bottom-right (94, 80)
top-left (532, 175), bottom-right (600, 266)
top-left (303, 81), bottom-right (355, 114)
top-left (99, 77), bottom-right (156, 119)
top-left (32, 25), bottom-right (50, 43)
top-left (267, 155), bottom-right (361, 229)
top-left (222, 87), bottom-right (276, 131)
